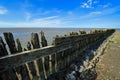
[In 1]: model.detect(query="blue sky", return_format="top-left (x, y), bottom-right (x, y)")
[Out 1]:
top-left (0, 0), bottom-right (120, 28)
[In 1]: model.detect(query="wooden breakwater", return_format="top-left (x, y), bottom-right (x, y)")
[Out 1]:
top-left (0, 29), bottom-right (115, 80)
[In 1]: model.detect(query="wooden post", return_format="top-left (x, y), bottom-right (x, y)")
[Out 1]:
top-left (64, 50), bottom-right (69, 68)
top-left (15, 38), bottom-right (30, 80)
top-left (70, 48), bottom-right (73, 62)
top-left (79, 30), bottom-right (86, 34)
top-left (44, 56), bottom-right (50, 78)
top-left (0, 36), bottom-right (18, 80)
top-left (4, 33), bottom-right (30, 80)
top-left (26, 41), bottom-right (38, 80)
top-left (0, 69), bottom-right (18, 80)
top-left (58, 52), bottom-right (63, 70)
top-left (40, 31), bottom-right (50, 79)
top-left (16, 38), bottom-right (22, 52)
top-left (67, 48), bottom-right (71, 66)
top-left (40, 31), bottom-right (47, 47)
top-left (31, 33), bottom-right (45, 80)
top-left (27, 41), bottom-right (31, 50)
top-left (31, 33), bottom-right (40, 48)
top-left (56, 52), bottom-right (61, 72)
top-left (24, 48), bottom-right (27, 51)
top-left (3, 32), bottom-right (17, 54)
top-left (37, 58), bottom-right (45, 80)
top-left (0, 36), bottom-right (8, 57)
top-left (51, 54), bottom-right (56, 74)
top-left (27, 61), bottom-right (38, 80)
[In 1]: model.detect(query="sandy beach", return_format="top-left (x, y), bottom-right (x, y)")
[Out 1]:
top-left (96, 31), bottom-right (120, 80)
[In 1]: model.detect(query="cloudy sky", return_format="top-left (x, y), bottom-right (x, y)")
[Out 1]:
top-left (0, 0), bottom-right (120, 28)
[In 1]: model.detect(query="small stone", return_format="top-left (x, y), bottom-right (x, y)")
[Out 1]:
top-left (70, 64), bottom-right (78, 71)
top-left (79, 66), bottom-right (84, 72)
top-left (66, 73), bottom-right (76, 80)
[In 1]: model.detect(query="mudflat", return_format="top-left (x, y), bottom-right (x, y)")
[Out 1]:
top-left (96, 31), bottom-right (120, 80)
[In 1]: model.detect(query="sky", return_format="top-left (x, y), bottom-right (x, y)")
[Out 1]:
top-left (0, 0), bottom-right (120, 28)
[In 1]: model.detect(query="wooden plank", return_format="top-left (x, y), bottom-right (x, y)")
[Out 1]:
top-left (71, 48), bottom-right (74, 63)
top-left (58, 52), bottom-right (63, 70)
top-left (57, 52), bottom-right (62, 72)
top-left (64, 50), bottom-right (69, 68)
top-left (53, 33), bottom-right (95, 45)
top-left (56, 52), bottom-right (59, 72)
top-left (0, 44), bottom-right (72, 72)
top-left (51, 54), bottom-right (55, 74)
top-left (37, 58), bottom-right (45, 80)
top-left (56, 51), bottom-right (64, 71)
top-left (17, 65), bottom-right (30, 80)
top-left (67, 48), bottom-right (71, 66)
top-left (44, 56), bottom-right (50, 78)
top-left (0, 69), bottom-right (18, 80)
top-left (28, 61), bottom-right (38, 79)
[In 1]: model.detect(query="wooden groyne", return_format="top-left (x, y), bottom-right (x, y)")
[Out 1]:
top-left (0, 29), bottom-right (115, 80)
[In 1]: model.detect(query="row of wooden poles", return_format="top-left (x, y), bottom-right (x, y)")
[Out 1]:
top-left (0, 31), bottom-right (50, 80)
top-left (0, 29), bottom-right (115, 80)
top-left (0, 31), bottom-right (48, 56)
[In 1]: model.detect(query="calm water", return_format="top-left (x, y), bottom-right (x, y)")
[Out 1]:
top-left (0, 28), bottom-right (89, 50)
top-left (0, 28), bottom-right (119, 54)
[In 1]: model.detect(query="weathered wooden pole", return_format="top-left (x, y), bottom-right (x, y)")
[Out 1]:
top-left (79, 30), bottom-right (86, 34)
top-left (27, 41), bottom-right (31, 50)
top-left (31, 33), bottom-right (40, 48)
top-left (0, 36), bottom-right (18, 80)
top-left (51, 54), bottom-right (55, 74)
top-left (4, 33), bottom-right (30, 80)
top-left (16, 38), bottom-right (22, 52)
top-left (0, 36), bottom-right (8, 57)
top-left (31, 33), bottom-right (45, 80)
top-left (3, 32), bottom-right (17, 54)
top-left (40, 31), bottom-right (50, 78)
top-left (40, 31), bottom-right (47, 47)
top-left (24, 41), bottom-right (38, 80)
top-left (15, 38), bottom-right (30, 80)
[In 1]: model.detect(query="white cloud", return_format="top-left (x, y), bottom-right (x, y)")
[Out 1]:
top-left (81, 6), bottom-right (120, 19)
top-left (22, 0), bottom-right (33, 9)
top-left (93, 0), bottom-right (99, 4)
top-left (88, 11), bottom-right (102, 15)
top-left (81, 11), bottom-right (102, 18)
top-left (81, 0), bottom-right (93, 8)
top-left (0, 16), bottom-right (62, 27)
top-left (25, 12), bottom-right (31, 21)
top-left (103, 3), bottom-right (111, 8)
top-left (101, 7), bottom-right (120, 15)
top-left (33, 16), bottom-right (59, 21)
top-left (67, 11), bottom-right (73, 15)
top-left (0, 6), bottom-right (8, 14)
top-left (98, 3), bottom-right (111, 8)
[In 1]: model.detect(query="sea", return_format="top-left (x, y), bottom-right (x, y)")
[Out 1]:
top-left (0, 28), bottom-right (119, 54)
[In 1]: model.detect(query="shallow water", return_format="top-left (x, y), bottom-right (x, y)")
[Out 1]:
top-left (0, 28), bottom-right (119, 54)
